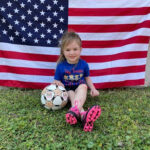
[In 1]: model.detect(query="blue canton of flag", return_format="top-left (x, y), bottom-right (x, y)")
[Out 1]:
top-left (0, 0), bottom-right (68, 47)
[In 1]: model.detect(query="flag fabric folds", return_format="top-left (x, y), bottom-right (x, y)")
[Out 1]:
top-left (0, 0), bottom-right (150, 89)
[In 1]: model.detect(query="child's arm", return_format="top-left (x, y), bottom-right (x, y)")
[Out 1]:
top-left (85, 76), bottom-right (99, 97)
top-left (52, 80), bottom-right (64, 87)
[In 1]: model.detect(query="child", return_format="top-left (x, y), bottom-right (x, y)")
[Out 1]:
top-left (53, 31), bottom-right (101, 132)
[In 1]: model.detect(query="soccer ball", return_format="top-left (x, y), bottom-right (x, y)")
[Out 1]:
top-left (41, 84), bottom-right (68, 110)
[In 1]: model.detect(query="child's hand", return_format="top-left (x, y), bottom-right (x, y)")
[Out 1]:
top-left (52, 80), bottom-right (64, 87)
top-left (90, 88), bottom-right (99, 97)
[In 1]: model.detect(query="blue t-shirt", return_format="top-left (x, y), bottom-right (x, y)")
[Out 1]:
top-left (54, 59), bottom-right (90, 87)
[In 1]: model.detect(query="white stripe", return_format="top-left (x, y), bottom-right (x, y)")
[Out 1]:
top-left (0, 58), bottom-right (57, 69)
top-left (91, 72), bottom-right (145, 83)
top-left (1, 58), bottom-right (146, 70)
top-left (68, 15), bottom-right (150, 25)
top-left (89, 58), bottom-right (146, 70)
top-left (0, 72), bottom-right (145, 83)
top-left (0, 43), bottom-right (148, 56)
top-left (79, 28), bottom-right (150, 41)
top-left (69, 0), bottom-right (150, 8)
top-left (0, 73), bottom-right (53, 83)
top-left (0, 42), bottom-right (59, 55)
top-left (81, 44), bottom-right (148, 56)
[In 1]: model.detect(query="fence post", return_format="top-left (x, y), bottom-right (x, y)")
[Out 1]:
top-left (145, 40), bottom-right (150, 87)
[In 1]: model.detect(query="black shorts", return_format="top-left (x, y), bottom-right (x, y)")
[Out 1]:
top-left (65, 85), bottom-right (79, 91)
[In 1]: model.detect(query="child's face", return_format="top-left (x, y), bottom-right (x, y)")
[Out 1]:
top-left (63, 40), bottom-right (81, 64)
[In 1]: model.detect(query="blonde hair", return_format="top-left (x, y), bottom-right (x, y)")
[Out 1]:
top-left (57, 31), bottom-right (82, 64)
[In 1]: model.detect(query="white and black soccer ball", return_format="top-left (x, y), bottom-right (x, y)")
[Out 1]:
top-left (41, 84), bottom-right (68, 110)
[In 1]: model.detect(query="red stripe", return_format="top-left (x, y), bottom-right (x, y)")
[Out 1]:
top-left (68, 20), bottom-right (150, 33)
top-left (90, 65), bottom-right (146, 76)
top-left (94, 79), bottom-right (145, 89)
top-left (0, 50), bottom-right (147, 62)
top-left (82, 36), bottom-right (149, 48)
top-left (0, 50), bottom-right (58, 62)
top-left (81, 51), bottom-right (147, 62)
top-left (0, 65), bottom-right (145, 76)
top-left (69, 7), bottom-right (150, 16)
top-left (0, 80), bottom-right (48, 89)
top-left (0, 79), bottom-right (144, 89)
top-left (0, 65), bottom-right (55, 75)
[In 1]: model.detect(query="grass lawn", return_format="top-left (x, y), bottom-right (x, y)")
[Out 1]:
top-left (0, 87), bottom-right (150, 150)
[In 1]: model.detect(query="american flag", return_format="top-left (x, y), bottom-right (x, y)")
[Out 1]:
top-left (0, 0), bottom-right (150, 89)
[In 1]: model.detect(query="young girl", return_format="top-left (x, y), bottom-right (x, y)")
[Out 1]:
top-left (53, 31), bottom-right (101, 132)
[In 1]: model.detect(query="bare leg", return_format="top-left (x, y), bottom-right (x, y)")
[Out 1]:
top-left (70, 84), bottom-right (87, 112)
top-left (67, 90), bottom-right (75, 106)
top-left (66, 84), bottom-right (101, 131)
top-left (66, 84), bottom-right (88, 125)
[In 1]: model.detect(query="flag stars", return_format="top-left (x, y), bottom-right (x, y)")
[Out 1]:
top-left (15, 31), bottom-right (19, 36)
top-left (59, 17), bottom-right (64, 23)
top-left (47, 39), bottom-right (51, 44)
top-left (53, 11), bottom-right (58, 17)
top-left (2, 30), bottom-right (7, 35)
top-left (21, 15), bottom-right (26, 20)
top-left (40, 10), bottom-right (45, 16)
top-left (22, 37), bottom-right (26, 42)
top-left (34, 16), bottom-right (39, 21)
top-left (14, 8), bottom-right (19, 13)
top-left (9, 36), bottom-right (14, 41)
top-left (33, 4), bottom-right (38, 9)
top-left (40, 22), bottom-right (45, 27)
top-left (21, 26), bottom-right (26, 31)
top-left (47, 5), bottom-right (51, 10)
top-left (53, 0), bottom-right (58, 5)
top-left (27, 21), bottom-right (32, 26)
top-left (0, 7), bottom-right (6, 12)
top-left (28, 32), bottom-right (32, 37)
top-left (59, 5), bottom-right (64, 11)
top-left (34, 28), bottom-right (39, 32)
top-left (7, 1), bottom-right (12, 7)
top-left (47, 17), bottom-right (51, 22)
top-left (14, 20), bottom-right (19, 25)
top-left (40, 34), bottom-right (45, 38)
top-left (20, 3), bottom-right (25, 8)
top-left (1, 18), bottom-right (6, 23)
top-left (7, 13), bottom-right (13, 18)
top-left (27, 9), bottom-right (32, 15)
top-left (34, 38), bottom-right (39, 43)
top-left (59, 29), bottom-right (64, 34)
top-left (53, 34), bottom-right (57, 39)
top-left (47, 29), bottom-right (52, 33)
top-left (53, 23), bottom-right (58, 28)
top-left (8, 25), bottom-right (13, 29)
top-left (40, 0), bottom-right (45, 4)
top-left (1, 1), bottom-right (66, 46)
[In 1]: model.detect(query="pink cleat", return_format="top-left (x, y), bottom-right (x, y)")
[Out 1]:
top-left (81, 105), bottom-right (101, 132)
top-left (66, 105), bottom-right (80, 125)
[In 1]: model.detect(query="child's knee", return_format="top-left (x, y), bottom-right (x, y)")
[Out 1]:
top-left (79, 84), bottom-right (87, 90)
